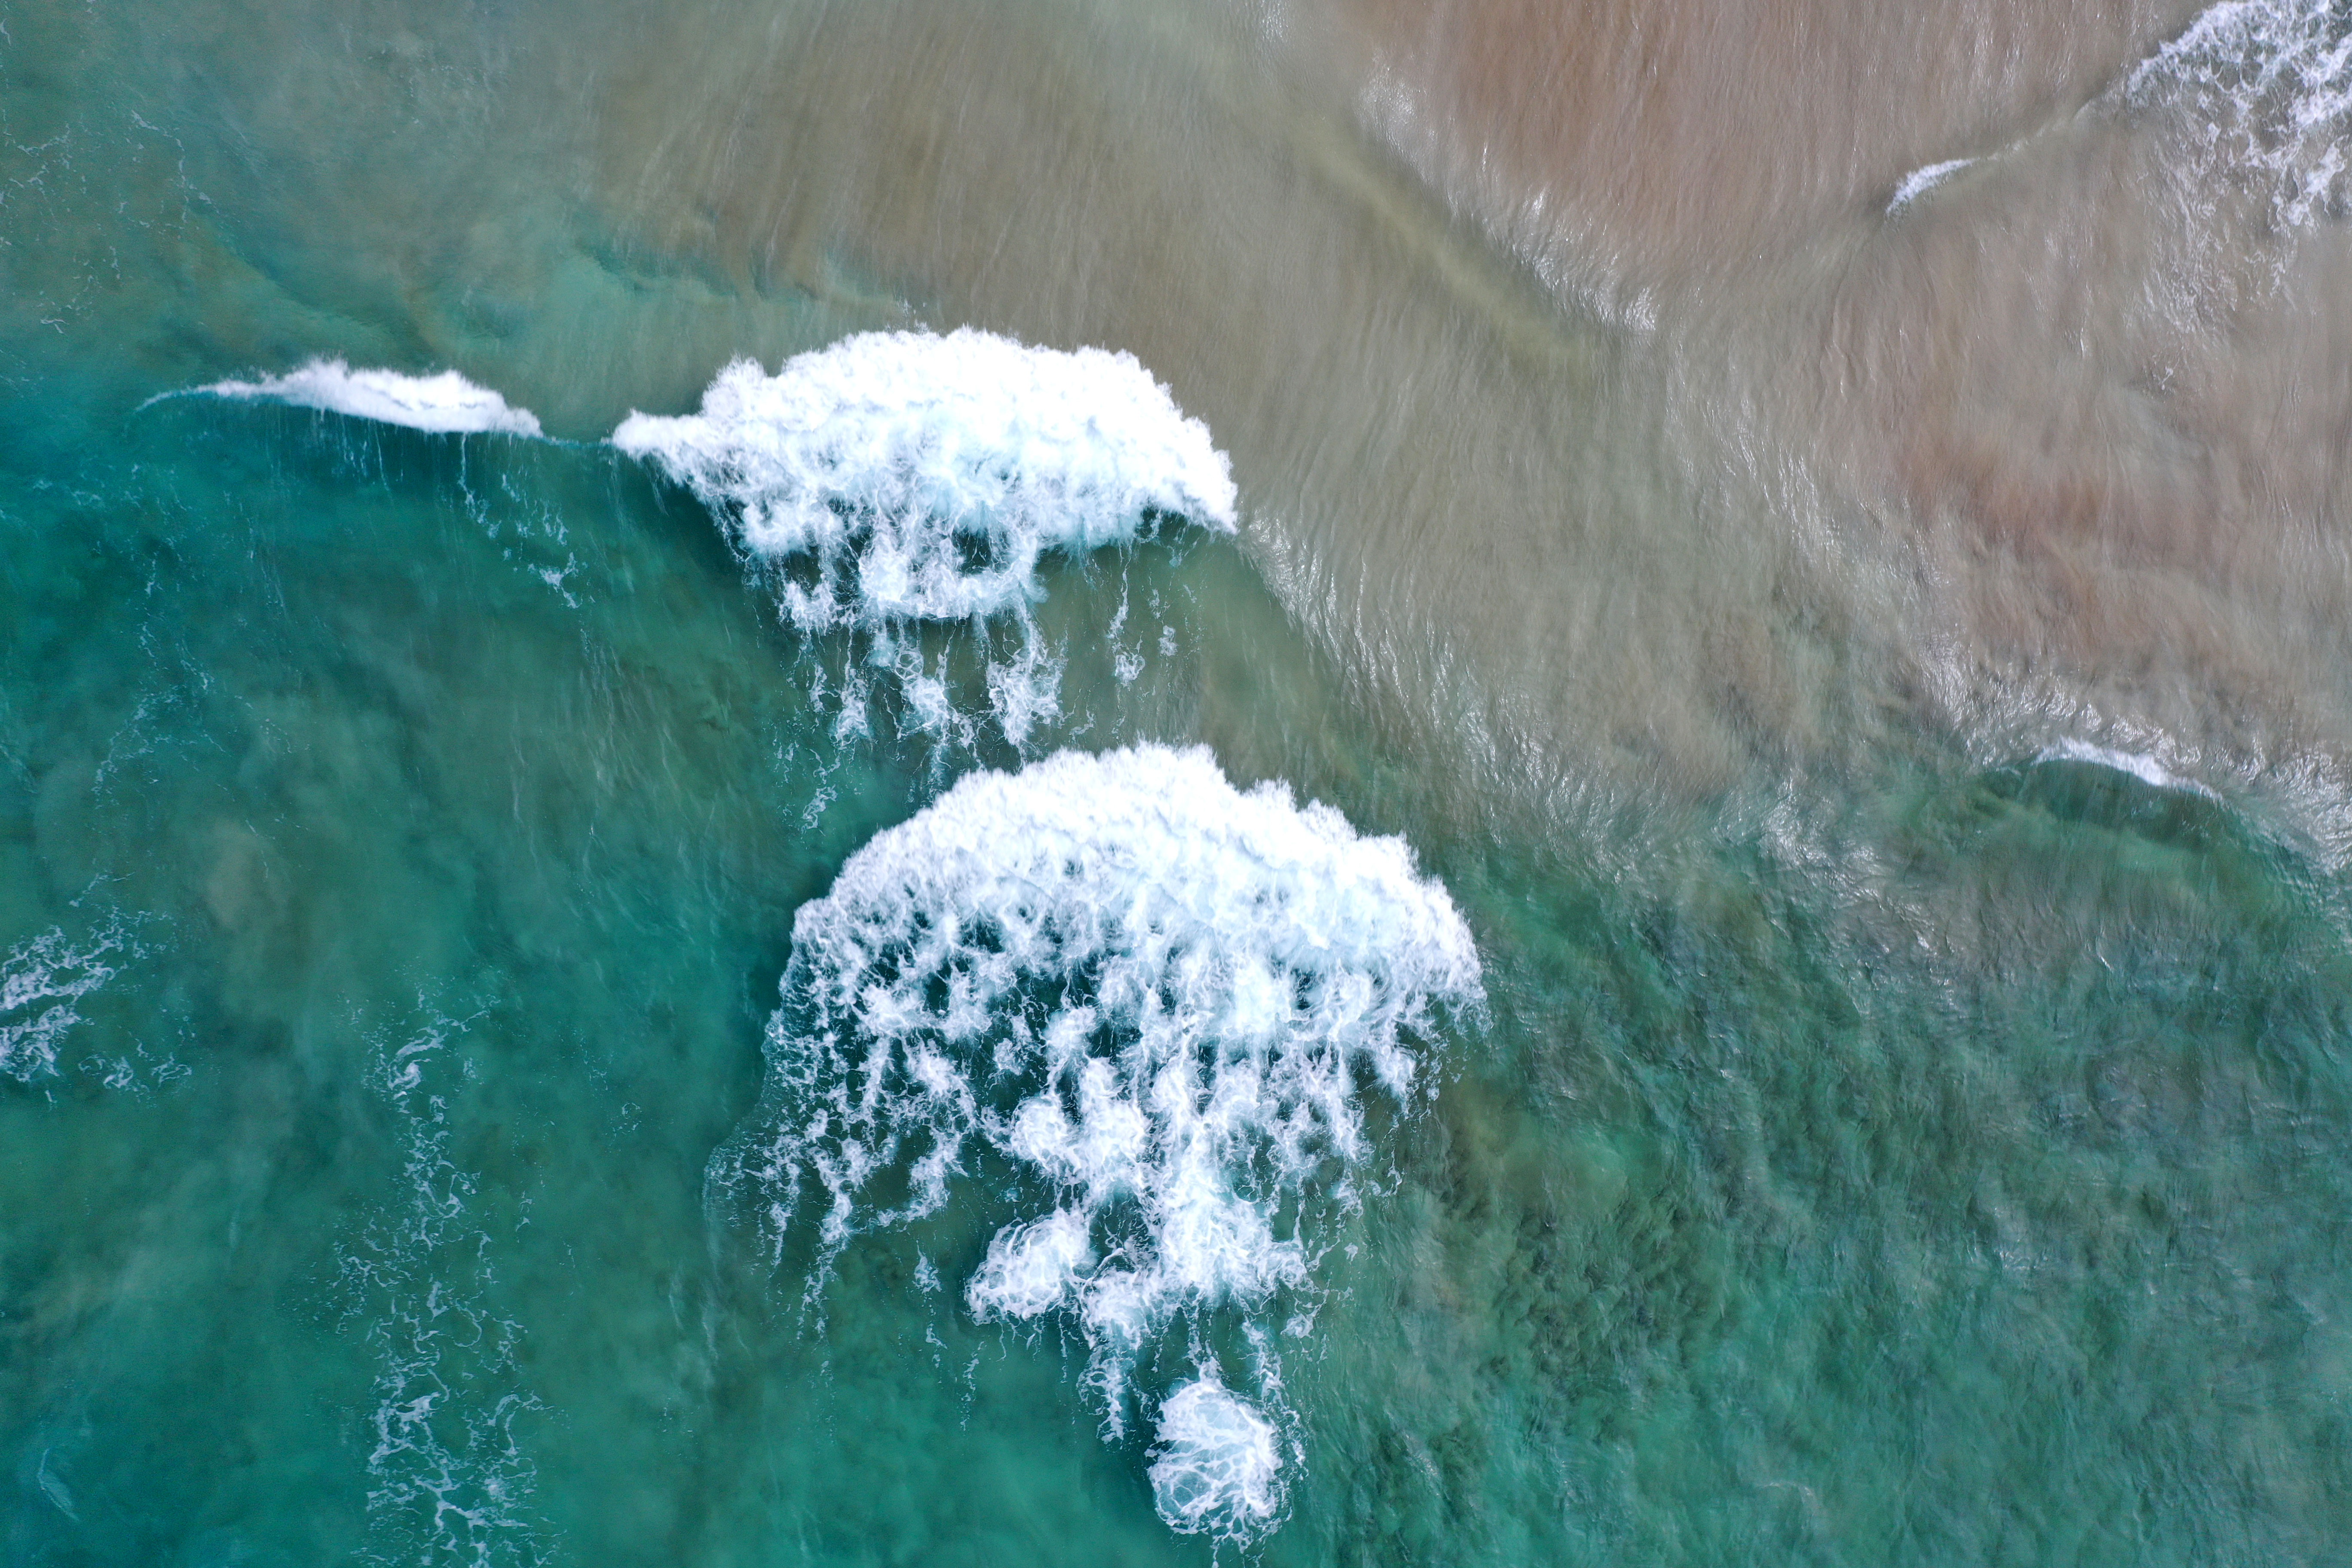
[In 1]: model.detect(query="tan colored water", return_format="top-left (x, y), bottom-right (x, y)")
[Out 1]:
top-left (1303, 0), bottom-right (2201, 284)
top-left (84, 0), bottom-right (2352, 834)
top-left (570, 0), bottom-right (2352, 843)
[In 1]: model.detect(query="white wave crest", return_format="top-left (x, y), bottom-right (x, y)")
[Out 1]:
top-left (609, 329), bottom-right (1237, 633)
top-left (2125, 0), bottom-right (2352, 230)
top-left (1148, 1376), bottom-right (1286, 1542)
top-left (719, 743), bottom-right (1481, 1539)
top-left (0, 925), bottom-right (127, 1082)
top-left (1886, 156), bottom-right (1980, 213)
top-left (198, 359), bottom-right (544, 436)
top-left (2036, 737), bottom-right (2222, 799)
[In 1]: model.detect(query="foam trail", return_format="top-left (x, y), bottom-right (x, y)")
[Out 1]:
top-left (611, 328), bottom-right (1236, 633)
top-left (194, 359), bottom-right (544, 436)
top-left (717, 743), bottom-right (1482, 1540)
top-left (1148, 1375), bottom-right (1286, 1542)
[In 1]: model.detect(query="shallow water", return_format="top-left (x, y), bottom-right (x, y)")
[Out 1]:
top-left (8, 0), bottom-right (2352, 1562)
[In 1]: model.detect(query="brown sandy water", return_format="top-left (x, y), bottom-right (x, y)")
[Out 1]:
top-left (1298, 0), bottom-right (2352, 828)
top-left (564, 0), bottom-right (2352, 840)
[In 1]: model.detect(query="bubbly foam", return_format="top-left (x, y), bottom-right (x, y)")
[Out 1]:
top-left (1148, 1376), bottom-right (1286, 1542)
top-left (344, 1016), bottom-right (549, 1565)
top-left (718, 743), bottom-right (1481, 1538)
top-left (0, 925), bottom-right (126, 1082)
top-left (612, 330), bottom-right (1236, 633)
top-left (2125, 0), bottom-right (2352, 231)
top-left (197, 359), bottom-right (544, 436)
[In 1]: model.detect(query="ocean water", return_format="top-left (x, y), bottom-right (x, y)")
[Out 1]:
top-left (8, 0), bottom-right (2352, 1563)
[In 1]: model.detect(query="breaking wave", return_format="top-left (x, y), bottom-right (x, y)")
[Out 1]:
top-left (713, 743), bottom-right (1482, 1541)
top-left (611, 329), bottom-right (1235, 631)
top-left (612, 329), bottom-right (1236, 749)
top-left (194, 360), bottom-right (545, 436)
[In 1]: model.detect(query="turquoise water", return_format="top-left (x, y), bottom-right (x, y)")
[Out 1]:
top-left (10, 1), bottom-right (2352, 1563)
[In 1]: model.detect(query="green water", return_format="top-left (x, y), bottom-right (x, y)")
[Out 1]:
top-left (9, 1), bottom-right (2352, 1564)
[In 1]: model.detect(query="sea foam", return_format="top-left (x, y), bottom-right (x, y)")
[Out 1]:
top-left (612, 330), bottom-right (1236, 633)
top-left (717, 743), bottom-right (1481, 1540)
top-left (196, 360), bottom-right (544, 436)
top-left (2124, 0), bottom-right (2352, 231)
top-left (1148, 1375), bottom-right (1286, 1541)
top-left (0, 924), bottom-right (127, 1082)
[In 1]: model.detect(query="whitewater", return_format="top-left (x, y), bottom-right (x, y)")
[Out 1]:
top-left (612, 330), bottom-right (1237, 631)
top-left (715, 744), bottom-right (1482, 1540)
top-left (15, 0), bottom-right (2352, 1560)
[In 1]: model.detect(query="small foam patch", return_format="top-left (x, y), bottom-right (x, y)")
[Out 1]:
top-left (1886, 156), bottom-right (1979, 212)
top-left (0, 925), bottom-right (126, 1082)
top-left (1148, 1376), bottom-right (1286, 1542)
